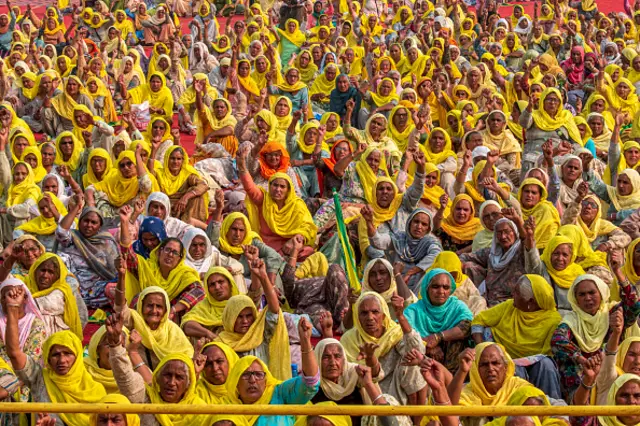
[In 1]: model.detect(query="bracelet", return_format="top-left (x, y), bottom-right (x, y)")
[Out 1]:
top-left (300, 348), bottom-right (313, 354)
top-left (432, 399), bottom-right (452, 406)
top-left (605, 348), bottom-right (619, 356)
top-left (6, 303), bottom-right (21, 307)
top-left (133, 361), bottom-right (146, 370)
top-left (114, 288), bottom-right (124, 294)
top-left (372, 394), bottom-right (385, 404)
top-left (579, 378), bottom-right (595, 390)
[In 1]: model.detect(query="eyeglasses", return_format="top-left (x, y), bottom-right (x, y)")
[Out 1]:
top-left (161, 247), bottom-right (181, 257)
top-left (240, 371), bottom-right (266, 381)
top-left (264, 152), bottom-right (282, 158)
top-left (581, 200), bottom-right (598, 209)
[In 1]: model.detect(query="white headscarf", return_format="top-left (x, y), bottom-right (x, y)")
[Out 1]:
top-left (489, 218), bottom-right (522, 271)
top-left (181, 227), bottom-right (218, 274)
top-left (144, 192), bottom-right (193, 239)
top-left (314, 338), bottom-right (363, 401)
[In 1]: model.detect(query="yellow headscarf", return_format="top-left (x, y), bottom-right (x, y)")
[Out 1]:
top-left (464, 161), bottom-right (510, 205)
top-left (89, 394), bottom-right (140, 426)
top-left (156, 145), bottom-right (202, 196)
top-left (310, 64), bottom-right (337, 96)
top-left (83, 148), bottom-right (114, 188)
top-left (599, 374), bottom-right (640, 426)
top-left (86, 76), bottom-right (117, 123)
top-left (293, 402), bottom-right (353, 426)
top-left (218, 212), bottom-right (262, 255)
top-left (19, 71), bottom-right (38, 100)
top-left (19, 146), bottom-right (46, 182)
top-left (484, 386), bottom-right (555, 426)
top-left (471, 275), bottom-right (562, 358)
top-left (277, 19), bottom-right (306, 48)
top-left (423, 128), bottom-right (456, 165)
top-left (10, 128), bottom-right (36, 164)
top-left (607, 169), bottom-right (640, 211)
top-left (531, 88), bottom-right (582, 143)
top-left (54, 55), bottom-right (73, 77)
top-left (223, 356), bottom-right (283, 425)
top-left (128, 72), bottom-right (174, 119)
top-left (294, 50), bottom-right (318, 84)
top-left (440, 194), bottom-right (483, 241)
top-left (215, 295), bottom-right (291, 380)
top-left (361, 258), bottom-right (398, 304)
top-left (84, 325), bottom-right (130, 394)
top-left (540, 235), bottom-right (586, 289)
top-left (253, 109), bottom-right (286, 145)
top-left (370, 77), bottom-right (399, 107)
top-left (518, 178), bottom-right (561, 249)
top-left (16, 192), bottom-right (68, 235)
top-left (181, 267), bottom-right (239, 329)
top-left (54, 131), bottom-right (84, 172)
top-left (387, 105), bottom-right (414, 152)
top-left (605, 77), bottom-right (640, 118)
top-left (6, 162), bottom-right (41, 207)
top-left (245, 172), bottom-right (318, 246)
top-left (92, 151), bottom-right (144, 207)
top-left (459, 342), bottom-right (530, 406)
top-left (578, 196), bottom-right (618, 243)
top-left (341, 292), bottom-right (404, 362)
top-left (557, 224), bottom-right (609, 269)
top-left (42, 331), bottom-right (107, 426)
top-left (230, 59), bottom-right (261, 98)
top-left (130, 286), bottom-right (194, 360)
top-left (179, 73), bottom-right (218, 108)
top-left (146, 353), bottom-right (214, 426)
top-left (623, 238), bottom-right (640, 284)
top-left (27, 254), bottom-right (83, 338)
top-left (561, 274), bottom-right (612, 353)
top-left (195, 341), bottom-right (240, 404)
top-left (271, 96), bottom-right (294, 132)
top-left (51, 76), bottom-right (87, 120)
top-left (582, 94), bottom-right (615, 129)
top-left (297, 122), bottom-right (328, 154)
top-left (71, 103), bottom-right (103, 143)
top-left (355, 147), bottom-right (388, 204)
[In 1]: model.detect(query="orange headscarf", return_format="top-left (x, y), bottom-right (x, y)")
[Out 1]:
top-left (258, 141), bottom-right (290, 179)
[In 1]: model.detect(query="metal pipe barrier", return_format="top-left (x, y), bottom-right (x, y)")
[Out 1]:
top-left (0, 403), bottom-right (637, 417)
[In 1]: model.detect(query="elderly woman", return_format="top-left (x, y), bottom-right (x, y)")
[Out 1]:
top-left (207, 212), bottom-right (283, 289)
top-left (480, 110), bottom-right (522, 180)
top-left (25, 253), bottom-right (87, 337)
top-left (573, 374), bottom-right (640, 426)
top-left (181, 228), bottom-right (244, 284)
top-left (42, 76), bottom-right (95, 138)
top-left (6, 327), bottom-right (107, 426)
top-left (472, 201), bottom-right (503, 251)
top-left (472, 275), bottom-right (563, 398)
top-left (194, 341), bottom-right (239, 404)
top-left (83, 324), bottom-right (134, 395)
top-left (461, 216), bottom-right (527, 307)
top-left (56, 203), bottom-right (118, 309)
top-left (449, 343), bottom-right (533, 426)
top-left (0, 235), bottom-right (45, 282)
top-left (241, 138), bottom-right (301, 197)
top-left (518, 177), bottom-right (561, 249)
top-left (519, 87), bottom-right (582, 177)
top-left (434, 194), bottom-right (483, 254)
top-left (0, 162), bottom-right (41, 245)
top-left (181, 266), bottom-right (239, 341)
top-left (220, 320), bottom-right (319, 426)
top-left (583, 165), bottom-right (640, 225)
top-left (556, 155), bottom-right (584, 214)
top-left (342, 292), bottom-right (427, 407)
top-left (551, 272), bottom-right (640, 402)
top-left (13, 192), bottom-right (68, 252)
top-left (86, 150), bottom-right (155, 219)
top-left (404, 268), bottom-right (473, 372)
top-left (368, 208), bottom-right (442, 292)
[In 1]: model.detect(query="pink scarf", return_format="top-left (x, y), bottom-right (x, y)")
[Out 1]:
top-left (562, 46), bottom-right (586, 85)
top-left (0, 277), bottom-right (44, 351)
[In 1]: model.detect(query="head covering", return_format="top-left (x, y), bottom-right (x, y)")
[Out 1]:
top-left (216, 295), bottom-right (291, 380)
top-left (489, 218), bottom-right (522, 272)
top-left (133, 216), bottom-right (167, 259)
top-left (181, 266), bottom-right (239, 329)
top-left (539, 235), bottom-right (586, 289)
top-left (128, 71), bottom-right (174, 119)
top-left (92, 151), bottom-right (143, 208)
top-left (459, 342), bottom-right (530, 406)
top-left (531, 88), bottom-right (582, 143)
top-left (293, 401), bottom-right (353, 426)
top-left (424, 128), bottom-right (457, 165)
top-left (83, 148), bottom-right (113, 188)
top-left (70, 207), bottom-right (118, 281)
top-left (472, 275), bottom-right (561, 358)
top-left (557, 224), bottom-right (609, 270)
top-left (440, 194), bottom-right (483, 241)
top-left (7, 162), bottom-right (41, 207)
top-left (27, 253), bottom-right (83, 338)
top-left (355, 147), bottom-right (388, 204)
top-left (472, 200), bottom-right (502, 251)
top-left (245, 173), bottom-right (317, 246)
top-left (84, 325), bottom-right (130, 394)
top-left (391, 208), bottom-right (440, 264)
top-left (404, 268), bottom-right (473, 337)
top-left (218, 212), bottom-right (262, 255)
top-left (607, 169), bottom-right (640, 211)
top-left (314, 338), bottom-right (361, 401)
top-left (130, 286), bottom-right (194, 359)
top-left (157, 145), bottom-right (202, 196)
top-left (561, 274), bottom-right (612, 352)
top-left (518, 178), bottom-right (561, 249)
top-left (599, 374), bottom-right (640, 426)
top-left (341, 292), bottom-right (403, 362)
top-left (0, 277), bottom-right (43, 351)
top-left (89, 394), bottom-right (140, 426)
top-left (16, 191), bottom-right (68, 235)
top-left (195, 341), bottom-right (240, 404)
top-left (42, 331), bottom-right (107, 426)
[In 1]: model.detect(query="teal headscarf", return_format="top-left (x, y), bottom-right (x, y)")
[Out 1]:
top-left (404, 268), bottom-right (473, 337)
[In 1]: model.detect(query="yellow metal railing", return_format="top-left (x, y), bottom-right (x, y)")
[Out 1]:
top-left (0, 403), bottom-right (637, 417)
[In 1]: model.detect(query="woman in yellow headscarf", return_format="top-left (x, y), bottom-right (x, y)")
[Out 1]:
top-left (518, 178), bottom-right (561, 249)
top-left (113, 10), bottom-right (135, 42)
top-left (276, 19), bottom-right (305, 64)
top-left (54, 131), bottom-right (85, 175)
top-left (536, 235), bottom-right (587, 294)
top-left (215, 290), bottom-right (291, 380)
top-left (48, 76), bottom-right (95, 137)
top-left (86, 150), bottom-right (155, 218)
top-left (436, 194), bottom-right (483, 252)
top-left (153, 145), bottom-right (209, 221)
top-left (472, 275), bottom-right (562, 359)
top-left (26, 253), bottom-right (83, 337)
top-left (83, 148), bottom-right (113, 189)
top-left (16, 192), bottom-right (68, 247)
top-left (84, 325), bottom-right (129, 394)
top-left (3, 162), bottom-right (41, 228)
top-left (463, 160), bottom-right (513, 209)
top-left (181, 266), bottom-right (239, 339)
top-left (364, 77), bottom-right (399, 116)
top-left (227, 59), bottom-right (260, 102)
top-left (124, 71), bottom-right (173, 123)
top-left (590, 168), bottom-right (640, 224)
top-left (54, 55), bottom-right (73, 77)
top-left (596, 374), bottom-right (640, 426)
top-left (195, 341), bottom-right (239, 404)
top-left (241, 170), bottom-right (317, 257)
top-left (86, 76), bottom-right (117, 123)
top-left (295, 49), bottom-right (318, 85)
top-left (7, 330), bottom-right (106, 426)
top-left (557, 224), bottom-right (610, 272)
top-left (193, 97), bottom-right (238, 158)
top-left (483, 386), bottom-right (562, 426)
top-left (178, 73), bottom-right (218, 134)
top-left (19, 146), bottom-right (46, 183)
top-left (526, 87), bottom-right (582, 145)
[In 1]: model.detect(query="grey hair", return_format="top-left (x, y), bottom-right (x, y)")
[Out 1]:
top-left (360, 294), bottom-right (382, 311)
top-left (159, 361), bottom-right (191, 389)
top-left (515, 276), bottom-right (534, 301)
top-left (505, 416), bottom-right (537, 426)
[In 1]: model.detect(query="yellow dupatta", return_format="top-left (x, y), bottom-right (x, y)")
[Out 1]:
top-left (231, 59), bottom-right (261, 98)
top-left (92, 151), bottom-right (143, 207)
top-left (464, 161), bottom-right (510, 205)
top-left (6, 162), bottom-right (40, 206)
top-left (71, 104), bottom-right (103, 144)
top-left (310, 64), bottom-right (337, 96)
top-left (179, 73), bottom-right (218, 108)
top-left (459, 342), bottom-right (530, 406)
top-left (531, 88), bottom-right (582, 143)
top-left (86, 76), bottom-right (117, 123)
top-left (562, 274), bottom-right (612, 352)
top-left (341, 292), bottom-right (403, 362)
top-left (387, 105), bottom-right (414, 152)
top-left (215, 295), bottom-right (291, 380)
top-left (271, 96), bottom-right (294, 133)
top-left (181, 267), bottom-right (239, 328)
top-left (423, 128), bottom-right (456, 165)
top-left (19, 71), bottom-right (37, 100)
top-left (607, 169), bottom-right (640, 211)
top-left (19, 146), bottom-right (46, 182)
top-left (27, 253), bottom-right (83, 338)
top-left (195, 342), bottom-right (240, 404)
top-left (51, 76), bottom-right (87, 121)
top-left (83, 148), bottom-right (114, 188)
top-left (128, 72), bottom-right (173, 118)
top-left (218, 212), bottom-right (262, 255)
top-left (130, 287), bottom-right (194, 359)
top-left (440, 194), bottom-right (483, 241)
top-left (355, 146), bottom-right (388, 204)
top-left (156, 145), bottom-right (201, 196)
top-left (540, 236), bottom-right (586, 289)
top-left (277, 19), bottom-right (306, 49)
top-left (599, 374), bottom-right (640, 426)
top-left (518, 178), bottom-right (561, 249)
top-left (471, 275), bottom-right (562, 358)
top-left (54, 131), bottom-right (84, 173)
top-left (245, 172), bottom-right (318, 245)
top-left (409, 161), bottom-right (449, 212)
top-left (84, 325), bottom-right (129, 394)
top-left (42, 331), bottom-right (107, 426)
top-left (297, 122), bottom-right (328, 154)
top-left (194, 98), bottom-right (237, 145)
top-left (321, 112), bottom-right (343, 143)
top-left (577, 196), bottom-right (618, 243)
top-left (16, 192), bottom-right (68, 235)
top-left (623, 238), bottom-right (640, 284)
top-left (557, 224), bottom-right (609, 269)
top-left (369, 77), bottom-right (399, 107)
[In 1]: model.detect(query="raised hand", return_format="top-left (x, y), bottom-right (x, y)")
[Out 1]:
top-left (401, 348), bottom-right (425, 366)
top-left (119, 205), bottom-right (133, 223)
top-left (360, 205), bottom-right (374, 223)
top-left (298, 316), bottom-right (313, 342)
top-left (390, 292), bottom-right (405, 318)
top-left (457, 348), bottom-right (476, 374)
top-left (105, 312), bottom-right (124, 347)
top-left (127, 329), bottom-right (142, 352)
top-left (439, 193), bottom-right (449, 211)
top-left (357, 342), bottom-right (380, 364)
top-left (242, 244), bottom-right (259, 263)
